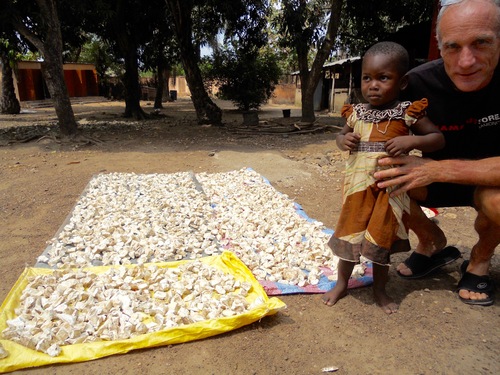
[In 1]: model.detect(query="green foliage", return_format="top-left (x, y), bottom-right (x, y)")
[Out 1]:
top-left (272, 0), bottom-right (434, 66)
top-left (199, 0), bottom-right (276, 111)
top-left (19, 51), bottom-right (41, 61)
top-left (204, 48), bottom-right (282, 111)
top-left (77, 34), bottom-right (123, 80)
top-left (0, 38), bottom-right (23, 64)
top-left (2, 0), bottom-right (435, 102)
top-left (273, 0), bottom-right (331, 51)
top-left (140, 4), bottom-right (179, 74)
top-left (191, 0), bottom-right (269, 56)
top-left (0, 7), bottom-right (31, 64)
top-left (337, 0), bottom-right (435, 55)
top-left (171, 63), bottom-right (185, 77)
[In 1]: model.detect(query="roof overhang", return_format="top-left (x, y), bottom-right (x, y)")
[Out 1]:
top-left (290, 56), bottom-right (361, 75)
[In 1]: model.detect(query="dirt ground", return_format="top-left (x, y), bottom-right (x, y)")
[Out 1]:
top-left (0, 98), bottom-right (498, 375)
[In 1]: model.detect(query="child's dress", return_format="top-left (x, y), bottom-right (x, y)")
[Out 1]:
top-left (328, 99), bottom-right (428, 265)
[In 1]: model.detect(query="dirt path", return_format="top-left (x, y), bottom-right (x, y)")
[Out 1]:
top-left (0, 99), bottom-right (498, 374)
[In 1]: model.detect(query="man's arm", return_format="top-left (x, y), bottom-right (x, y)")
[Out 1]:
top-left (374, 156), bottom-right (500, 196)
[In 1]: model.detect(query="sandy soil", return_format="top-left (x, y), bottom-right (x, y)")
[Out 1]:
top-left (0, 98), bottom-right (498, 375)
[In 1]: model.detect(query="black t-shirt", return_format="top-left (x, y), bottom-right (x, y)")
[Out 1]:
top-left (402, 59), bottom-right (500, 161)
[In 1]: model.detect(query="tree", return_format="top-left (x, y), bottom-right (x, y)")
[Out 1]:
top-left (0, 6), bottom-right (21, 114)
top-left (108, 0), bottom-right (147, 119)
top-left (0, 18), bottom-right (24, 115)
top-left (165, 0), bottom-right (222, 125)
top-left (6, 0), bottom-right (78, 135)
top-left (203, 1), bottom-right (281, 113)
top-left (81, 0), bottom-right (158, 119)
top-left (276, 0), bottom-right (342, 122)
top-left (0, 40), bottom-right (21, 114)
top-left (337, 0), bottom-right (435, 56)
top-left (2, 0), bottom-right (434, 131)
top-left (266, 2), bottom-right (300, 76)
top-left (205, 49), bottom-right (281, 112)
top-left (141, 13), bottom-right (178, 109)
top-left (274, 0), bottom-right (435, 121)
top-left (77, 34), bottom-right (123, 97)
top-left (70, 0), bottom-right (170, 119)
top-left (165, 0), bottom-right (276, 124)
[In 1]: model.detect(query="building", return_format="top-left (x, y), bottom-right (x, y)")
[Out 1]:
top-left (2, 61), bottom-right (99, 102)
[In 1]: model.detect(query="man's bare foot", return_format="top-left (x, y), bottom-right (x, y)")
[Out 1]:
top-left (373, 288), bottom-right (399, 314)
top-left (458, 289), bottom-right (490, 301)
top-left (458, 260), bottom-right (493, 304)
top-left (321, 285), bottom-right (348, 306)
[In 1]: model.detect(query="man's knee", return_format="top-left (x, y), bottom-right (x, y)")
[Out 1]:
top-left (474, 187), bottom-right (500, 225)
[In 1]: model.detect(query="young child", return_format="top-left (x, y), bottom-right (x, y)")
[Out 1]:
top-left (321, 41), bottom-right (445, 314)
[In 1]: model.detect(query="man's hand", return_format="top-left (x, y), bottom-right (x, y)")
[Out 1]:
top-left (374, 155), bottom-right (437, 196)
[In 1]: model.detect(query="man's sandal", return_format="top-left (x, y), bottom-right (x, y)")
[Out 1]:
top-left (397, 246), bottom-right (461, 279)
top-left (457, 260), bottom-right (495, 306)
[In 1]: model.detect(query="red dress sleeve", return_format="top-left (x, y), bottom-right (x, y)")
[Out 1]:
top-left (341, 104), bottom-right (353, 119)
top-left (405, 98), bottom-right (428, 120)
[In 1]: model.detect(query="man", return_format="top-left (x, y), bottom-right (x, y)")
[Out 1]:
top-left (374, 0), bottom-right (500, 306)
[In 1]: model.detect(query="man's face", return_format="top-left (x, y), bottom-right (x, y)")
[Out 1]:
top-left (439, 1), bottom-right (500, 92)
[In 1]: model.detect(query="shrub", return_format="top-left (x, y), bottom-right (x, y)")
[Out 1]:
top-left (203, 49), bottom-right (282, 111)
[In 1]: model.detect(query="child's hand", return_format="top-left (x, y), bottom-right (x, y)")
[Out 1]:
top-left (338, 132), bottom-right (361, 151)
top-left (384, 136), bottom-right (414, 156)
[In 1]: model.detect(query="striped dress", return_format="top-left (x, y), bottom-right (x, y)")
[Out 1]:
top-left (328, 99), bottom-right (428, 265)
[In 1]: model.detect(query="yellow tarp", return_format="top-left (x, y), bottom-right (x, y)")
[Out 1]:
top-left (0, 251), bottom-right (285, 373)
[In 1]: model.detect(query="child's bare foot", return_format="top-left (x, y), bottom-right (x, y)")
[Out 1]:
top-left (321, 285), bottom-right (348, 306)
top-left (373, 288), bottom-right (399, 314)
top-left (322, 259), bottom-right (354, 306)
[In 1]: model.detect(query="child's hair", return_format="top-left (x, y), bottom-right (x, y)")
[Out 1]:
top-left (363, 41), bottom-right (410, 76)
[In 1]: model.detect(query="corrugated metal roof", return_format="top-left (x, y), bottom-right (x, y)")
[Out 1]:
top-left (323, 56), bottom-right (361, 67)
top-left (290, 56), bottom-right (361, 75)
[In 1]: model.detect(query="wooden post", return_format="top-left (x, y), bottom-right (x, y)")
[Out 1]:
top-left (348, 63), bottom-right (353, 103)
top-left (329, 68), bottom-right (336, 112)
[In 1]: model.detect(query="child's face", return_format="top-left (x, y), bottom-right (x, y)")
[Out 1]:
top-left (361, 54), bottom-right (404, 109)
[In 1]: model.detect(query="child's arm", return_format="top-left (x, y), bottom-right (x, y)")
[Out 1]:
top-left (336, 123), bottom-right (361, 152)
top-left (385, 116), bottom-right (445, 156)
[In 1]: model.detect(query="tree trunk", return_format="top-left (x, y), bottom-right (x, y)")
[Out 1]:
top-left (113, 0), bottom-right (147, 120)
top-left (0, 53), bottom-right (21, 114)
top-left (154, 61), bottom-right (165, 109)
top-left (297, 41), bottom-right (314, 121)
top-left (298, 0), bottom-right (342, 122)
top-left (36, 0), bottom-right (78, 136)
top-left (121, 46), bottom-right (146, 119)
top-left (181, 55), bottom-right (222, 124)
top-left (41, 52), bottom-right (78, 135)
top-left (166, 0), bottom-right (222, 125)
top-left (12, 0), bottom-right (78, 136)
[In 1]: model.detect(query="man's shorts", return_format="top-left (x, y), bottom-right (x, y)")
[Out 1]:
top-left (420, 183), bottom-right (475, 208)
